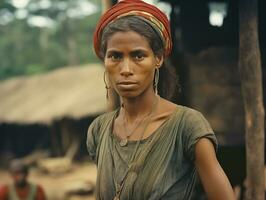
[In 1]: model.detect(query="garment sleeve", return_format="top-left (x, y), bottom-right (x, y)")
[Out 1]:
top-left (182, 108), bottom-right (218, 162)
top-left (86, 117), bottom-right (101, 163)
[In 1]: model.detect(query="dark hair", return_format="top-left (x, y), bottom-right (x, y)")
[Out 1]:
top-left (100, 16), bottom-right (180, 100)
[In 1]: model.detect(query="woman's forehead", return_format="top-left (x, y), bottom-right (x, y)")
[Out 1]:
top-left (106, 31), bottom-right (151, 50)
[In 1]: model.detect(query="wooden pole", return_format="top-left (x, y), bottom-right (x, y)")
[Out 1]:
top-left (239, 0), bottom-right (265, 199)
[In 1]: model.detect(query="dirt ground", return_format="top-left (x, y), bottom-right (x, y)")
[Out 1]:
top-left (0, 162), bottom-right (97, 200)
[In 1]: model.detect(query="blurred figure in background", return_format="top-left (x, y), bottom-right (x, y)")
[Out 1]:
top-left (0, 160), bottom-right (46, 200)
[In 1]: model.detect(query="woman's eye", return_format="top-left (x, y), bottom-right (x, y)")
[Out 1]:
top-left (134, 53), bottom-right (144, 61)
top-left (107, 53), bottom-right (122, 61)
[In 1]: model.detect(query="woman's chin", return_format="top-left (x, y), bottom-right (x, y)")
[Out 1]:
top-left (119, 93), bottom-right (138, 98)
top-left (117, 90), bottom-right (141, 99)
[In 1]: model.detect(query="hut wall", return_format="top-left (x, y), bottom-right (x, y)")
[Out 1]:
top-left (0, 123), bottom-right (50, 165)
top-left (186, 47), bottom-right (245, 145)
top-left (0, 115), bottom-right (97, 164)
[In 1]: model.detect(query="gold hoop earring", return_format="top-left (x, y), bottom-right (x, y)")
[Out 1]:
top-left (103, 71), bottom-right (110, 99)
top-left (154, 68), bottom-right (159, 95)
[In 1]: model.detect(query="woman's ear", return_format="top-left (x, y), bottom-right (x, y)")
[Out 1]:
top-left (155, 54), bottom-right (164, 68)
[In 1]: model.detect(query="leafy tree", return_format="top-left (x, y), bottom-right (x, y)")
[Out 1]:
top-left (0, 0), bottom-right (101, 80)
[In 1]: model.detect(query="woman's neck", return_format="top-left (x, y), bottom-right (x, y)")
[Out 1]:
top-left (121, 91), bottom-right (158, 123)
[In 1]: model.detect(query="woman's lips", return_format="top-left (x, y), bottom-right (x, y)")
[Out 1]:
top-left (117, 80), bottom-right (137, 85)
top-left (117, 81), bottom-right (137, 89)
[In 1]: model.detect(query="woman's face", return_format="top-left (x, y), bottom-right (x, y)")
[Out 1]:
top-left (104, 31), bottom-right (163, 98)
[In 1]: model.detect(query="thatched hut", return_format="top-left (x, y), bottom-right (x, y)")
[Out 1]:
top-left (0, 64), bottom-right (106, 160)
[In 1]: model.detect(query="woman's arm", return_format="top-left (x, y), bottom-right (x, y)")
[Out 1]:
top-left (195, 138), bottom-right (235, 200)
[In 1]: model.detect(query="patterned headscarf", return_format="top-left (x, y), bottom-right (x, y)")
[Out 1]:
top-left (93, 0), bottom-right (172, 58)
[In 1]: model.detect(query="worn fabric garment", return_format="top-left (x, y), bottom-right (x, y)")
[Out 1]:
top-left (87, 105), bottom-right (218, 200)
top-left (0, 184), bottom-right (46, 200)
top-left (93, 0), bottom-right (172, 58)
top-left (8, 184), bottom-right (36, 200)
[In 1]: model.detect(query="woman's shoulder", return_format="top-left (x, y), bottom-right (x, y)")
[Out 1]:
top-left (162, 100), bottom-right (205, 118)
top-left (90, 110), bottom-right (118, 128)
top-left (159, 99), bottom-right (200, 117)
top-left (159, 98), bottom-right (201, 114)
top-left (159, 97), bottom-right (208, 121)
top-left (180, 106), bottom-right (210, 124)
top-left (179, 105), bottom-right (204, 116)
top-left (166, 104), bottom-right (212, 132)
top-left (176, 106), bottom-right (215, 141)
top-left (87, 110), bottom-right (118, 162)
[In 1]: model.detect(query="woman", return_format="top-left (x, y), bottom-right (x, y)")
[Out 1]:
top-left (87, 0), bottom-right (235, 199)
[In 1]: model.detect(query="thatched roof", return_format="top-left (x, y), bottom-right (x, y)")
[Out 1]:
top-left (0, 64), bottom-right (107, 125)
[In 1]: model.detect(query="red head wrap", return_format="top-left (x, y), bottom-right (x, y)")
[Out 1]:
top-left (93, 0), bottom-right (172, 59)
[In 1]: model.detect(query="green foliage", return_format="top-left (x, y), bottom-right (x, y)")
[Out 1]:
top-left (0, 0), bottom-right (101, 80)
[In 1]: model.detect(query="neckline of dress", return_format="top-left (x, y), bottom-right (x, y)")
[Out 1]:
top-left (110, 105), bottom-right (182, 145)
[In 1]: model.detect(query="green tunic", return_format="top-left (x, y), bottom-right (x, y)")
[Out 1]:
top-left (87, 105), bottom-right (217, 200)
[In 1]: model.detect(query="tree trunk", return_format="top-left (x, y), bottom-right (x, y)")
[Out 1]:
top-left (239, 0), bottom-right (265, 200)
top-left (66, 19), bottom-right (79, 66)
top-left (101, 0), bottom-right (112, 13)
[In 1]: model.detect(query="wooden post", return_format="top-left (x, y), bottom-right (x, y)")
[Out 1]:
top-left (239, 0), bottom-right (265, 200)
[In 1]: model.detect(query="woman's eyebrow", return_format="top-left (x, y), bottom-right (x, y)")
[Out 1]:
top-left (106, 49), bottom-right (123, 55)
top-left (130, 49), bottom-right (149, 53)
top-left (106, 49), bottom-right (122, 54)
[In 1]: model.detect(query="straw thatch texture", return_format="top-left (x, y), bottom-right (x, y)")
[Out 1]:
top-left (0, 64), bottom-right (107, 124)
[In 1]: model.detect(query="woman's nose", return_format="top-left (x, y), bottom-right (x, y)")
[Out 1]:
top-left (120, 58), bottom-right (133, 76)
